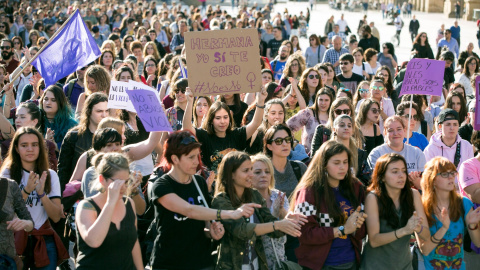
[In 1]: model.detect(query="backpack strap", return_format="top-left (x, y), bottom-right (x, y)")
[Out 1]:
top-left (272, 60), bottom-right (278, 72)
top-left (420, 121), bottom-right (427, 137)
top-left (454, 141), bottom-right (461, 168)
top-left (290, 160), bottom-right (302, 182)
top-left (66, 79), bottom-right (78, 100)
top-left (373, 123), bottom-right (377, 137)
top-left (317, 46), bottom-right (321, 63)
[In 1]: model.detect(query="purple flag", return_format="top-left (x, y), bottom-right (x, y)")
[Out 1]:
top-left (178, 58), bottom-right (187, 79)
top-left (399, 59), bottom-right (445, 97)
top-left (475, 76), bottom-right (480, 131)
top-left (32, 10), bottom-right (101, 87)
top-left (126, 89), bottom-right (173, 132)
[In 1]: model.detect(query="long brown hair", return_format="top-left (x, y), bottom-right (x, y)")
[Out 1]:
top-left (214, 151), bottom-right (253, 208)
top-left (1, 127), bottom-right (52, 194)
top-left (421, 157), bottom-right (463, 227)
top-left (299, 68), bottom-right (323, 105)
top-left (201, 101), bottom-right (234, 135)
top-left (368, 153), bottom-right (414, 229)
top-left (289, 141), bottom-right (362, 226)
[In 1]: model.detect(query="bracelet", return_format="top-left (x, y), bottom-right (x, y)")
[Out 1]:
top-left (37, 192), bottom-right (46, 199)
top-left (432, 234), bottom-right (442, 242)
top-left (468, 223), bottom-right (479, 230)
top-left (255, 103), bottom-right (265, 109)
top-left (394, 229), bottom-right (399, 239)
top-left (430, 235), bottom-right (441, 244)
top-left (272, 221), bottom-right (276, 231)
top-left (417, 225), bottom-right (423, 234)
top-left (216, 209), bottom-right (222, 221)
top-left (22, 188), bottom-right (31, 195)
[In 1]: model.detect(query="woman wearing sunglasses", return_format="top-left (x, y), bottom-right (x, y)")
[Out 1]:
top-left (396, 101), bottom-right (429, 151)
top-left (356, 99), bottom-right (384, 156)
top-left (419, 157), bottom-right (480, 270)
top-left (150, 131), bottom-right (259, 270)
top-left (118, 35), bottom-right (134, 60)
top-left (352, 81), bottom-right (370, 111)
top-left (357, 77), bottom-right (394, 131)
top-left (287, 88), bottom-right (333, 154)
top-left (298, 68), bottom-right (324, 106)
top-left (166, 78), bottom-right (188, 131)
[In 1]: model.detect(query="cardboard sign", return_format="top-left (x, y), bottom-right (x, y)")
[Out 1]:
top-left (126, 89), bottom-right (173, 132)
top-left (400, 59), bottom-right (445, 97)
top-left (185, 28), bottom-right (261, 96)
top-left (475, 76), bottom-right (480, 131)
top-left (107, 81), bottom-right (135, 112)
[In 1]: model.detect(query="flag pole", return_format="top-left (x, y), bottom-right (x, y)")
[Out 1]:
top-left (405, 94), bottom-right (414, 145)
top-left (7, 9), bottom-right (80, 86)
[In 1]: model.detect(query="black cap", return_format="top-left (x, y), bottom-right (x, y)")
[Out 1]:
top-left (438, 108), bottom-right (460, 124)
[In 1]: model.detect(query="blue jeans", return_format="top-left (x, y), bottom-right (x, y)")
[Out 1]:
top-left (32, 236), bottom-right (58, 270)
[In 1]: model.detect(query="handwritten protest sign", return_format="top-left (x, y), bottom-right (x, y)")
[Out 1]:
top-left (475, 76), bottom-right (480, 131)
top-left (185, 28), bottom-right (261, 96)
top-left (126, 89), bottom-right (173, 132)
top-left (400, 59), bottom-right (445, 97)
top-left (128, 80), bottom-right (156, 92)
top-left (108, 81), bottom-right (135, 112)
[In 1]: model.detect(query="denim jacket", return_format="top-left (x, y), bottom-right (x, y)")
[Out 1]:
top-left (212, 189), bottom-right (285, 270)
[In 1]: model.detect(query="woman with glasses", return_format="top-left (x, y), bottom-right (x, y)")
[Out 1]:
top-left (362, 153), bottom-right (428, 270)
top-left (419, 157), bottom-right (480, 270)
top-left (11, 36), bottom-right (23, 61)
top-left (261, 21), bottom-right (274, 44)
top-left (75, 152), bottom-right (143, 269)
top-left (357, 78), bottom-right (394, 131)
top-left (411, 32), bottom-right (434, 59)
top-left (297, 68), bottom-right (324, 106)
top-left (352, 81), bottom-right (370, 111)
top-left (377, 42), bottom-right (398, 77)
top-left (27, 29), bottom-right (40, 48)
top-left (148, 132), bottom-right (257, 270)
top-left (36, 36), bottom-right (47, 48)
top-left (287, 88), bottom-right (332, 154)
top-left (396, 101), bottom-right (429, 151)
top-left (279, 54), bottom-right (306, 89)
top-left (356, 93), bottom-right (384, 157)
top-left (375, 66), bottom-right (399, 112)
top-left (142, 55), bottom-right (159, 88)
top-left (166, 78), bottom-right (188, 131)
top-left (458, 56), bottom-right (478, 96)
top-left (290, 141), bottom-right (367, 270)
top-left (367, 116), bottom-right (426, 188)
top-left (304, 34), bottom-right (326, 68)
top-left (117, 35), bottom-right (134, 60)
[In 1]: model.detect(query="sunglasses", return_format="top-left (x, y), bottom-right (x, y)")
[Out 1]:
top-left (371, 86), bottom-right (385, 91)
top-left (0, 25), bottom-right (5, 28)
top-left (308, 74), bottom-right (320, 79)
top-left (340, 62), bottom-right (350, 65)
top-left (436, 171), bottom-right (458, 178)
top-left (0, 46), bottom-right (11, 50)
top-left (39, 41), bottom-right (46, 45)
top-left (126, 39), bottom-right (133, 42)
top-left (358, 88), bottom-right (369, 94)
top-left (370, 108), bottom-right (380, 114)
top-left (181, 135), bottom-right (198, 145)
top-left (174, 89), bottom-right (186, 94)
top-left (270, 136), bottom-right (292, 145)
top-left (334, 109), bottom-right (351, 115)
top-left (402, 114), bottom-right (419, 121)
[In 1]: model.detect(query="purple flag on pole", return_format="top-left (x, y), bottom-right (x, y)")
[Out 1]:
top-left (399, 59), bottom-right (445, 97)
top-left (32, 10), bottom-right (101, 87)
top-left (475, 76), bottom-right (480, 131)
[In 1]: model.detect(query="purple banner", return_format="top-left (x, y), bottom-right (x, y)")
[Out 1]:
top-left (475, 76), bottom-right (480, 131)
top-left (126, 89), bottom-right (173, 132)
top-left (399, 59), bottom-right (445, 97)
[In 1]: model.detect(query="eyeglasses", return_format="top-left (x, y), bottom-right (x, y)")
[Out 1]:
top-left (340, 62), bottom-right (350, 65)
top-left (0, 46), bottom-right (11, 50)
top-left (146, 64), bottom-right (156, 67)
top-left (270, 136), bottom-right (292, 145)
top-left (370, 108), bottom-right (380, 114)
top-left (39, 41), bottom-right (46, 45)
top-left (291, 63), bottom-right (299, 67)
top-left (125, 39), bottom-right (133, 42)
top-left (0, 25), bottom-right (5, 28)
top-left (308, 74), bottom-right (320, 79)
top-left (174, 88), bottom-right (186, 94)
top-left (371, 86), bottom-right (385, 91)
top-left (358, 88), bottom-right (369, 94)
top-left (401, 114), bottom-right (419, 121)
top-left (334, 109), bottom-right (351, 115)
top-left (436, 171), bottom-right (458, 178)
top-left (181, 135), bottom-right (198, 145)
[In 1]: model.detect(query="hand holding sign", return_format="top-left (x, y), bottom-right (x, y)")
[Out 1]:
top-left (400, 59), bottom-right (445, 97)
top-left (126, 89), bottom-right (173, 132)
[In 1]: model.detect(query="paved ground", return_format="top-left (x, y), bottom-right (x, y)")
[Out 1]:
top-left (267, 2), bottom-right (479, 65)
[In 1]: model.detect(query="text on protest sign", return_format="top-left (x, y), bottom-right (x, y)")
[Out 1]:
top-left (128, 80), bottom-right (157, 92)
top-left (400, 59), bottom-right (445, 97)
top-left (108, 81), bottom-right (135, 112)
top-left (475, 76), bottom-right (480, 131)
top-left (185, 28), bottom-right (261, 96)
top-left (126, 89), bottom-right (173, 132)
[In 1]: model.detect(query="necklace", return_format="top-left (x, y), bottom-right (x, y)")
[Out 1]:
top-left (436, 204), bottom-right (449, 213)
top-left (168, 173), bottom-right (192, 184)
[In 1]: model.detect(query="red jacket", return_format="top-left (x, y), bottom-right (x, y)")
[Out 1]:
top-left (293, 181), bottom-right (366, 270)
top-left (15, 220), bottom-right (69, 268)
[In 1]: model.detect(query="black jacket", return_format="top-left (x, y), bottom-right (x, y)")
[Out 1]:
top-left (409, 20), bottom-right (420, 33)
top-left (358, 36), bottom-right (380, 52)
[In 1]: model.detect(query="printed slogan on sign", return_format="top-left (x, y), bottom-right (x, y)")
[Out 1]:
top-left (185, 28), bottom-right (261, 96)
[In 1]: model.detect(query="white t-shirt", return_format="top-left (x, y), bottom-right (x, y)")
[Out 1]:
top-left (352, 63), bottom-right (373, 78)
top-left (1, 169), bottom-right (61, 229)
top-left (337, 19), bottom-right (348, 32)
top-left (394, 17), bottom-right (403, 31)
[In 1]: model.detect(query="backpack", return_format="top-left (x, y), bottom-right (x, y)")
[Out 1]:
top-left (290, 160), bottom-right (304, 182)
top-left (65, 78), bottom-right (78, 101)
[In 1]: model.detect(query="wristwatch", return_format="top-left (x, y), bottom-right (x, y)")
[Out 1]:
top-left (339, 226), bottom-right (345, 236)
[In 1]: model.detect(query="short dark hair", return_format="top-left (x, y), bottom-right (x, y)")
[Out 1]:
top-left (339, 53), bottom-right (354, 63)
top-left (361, 25), bottom-right (371, 34)
top-left (93, 128), bottom-right (122, 151)
top-left (441, 51), bottom-right (455, 62)
top-left (273, 26), bottom-right (282, 31)
top-left (263, 124), bottom-right (294, 157)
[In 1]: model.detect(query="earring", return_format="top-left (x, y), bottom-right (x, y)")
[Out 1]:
top-left (325, 171), bottom-right (329, 178)
top-left (99, 186), bottom-right (105, 193)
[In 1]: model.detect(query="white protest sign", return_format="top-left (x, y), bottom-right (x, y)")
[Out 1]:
top-left (107, 80), bottom-right (135, 112)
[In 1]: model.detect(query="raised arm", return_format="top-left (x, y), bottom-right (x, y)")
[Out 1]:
top-left (245, 87), bottom-right (268, 139)
top-left (123, 131), bottom-right (165, 161)
top-left (0, 109), bottom-right (15, 139)
top-left (182, 87), bottom-right (196, 136)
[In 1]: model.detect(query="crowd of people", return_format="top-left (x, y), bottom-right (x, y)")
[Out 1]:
top-left (0, 0), bottom-right (480, 270)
